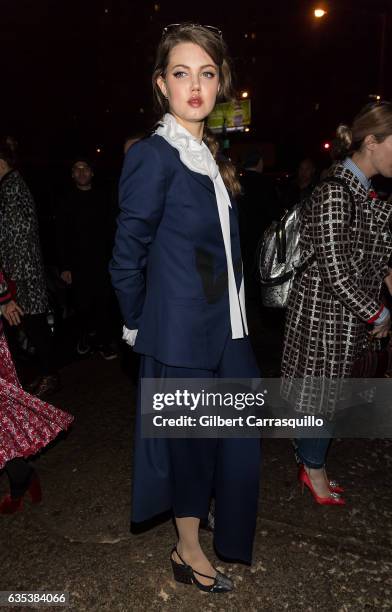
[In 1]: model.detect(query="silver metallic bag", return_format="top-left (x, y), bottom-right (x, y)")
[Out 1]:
top-left (258, 202), bottom-right (305, 308)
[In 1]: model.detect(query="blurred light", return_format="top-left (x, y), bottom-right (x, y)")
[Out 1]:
top-left (376, 95), bottom-right (381, 100)
top-left (244, 33), bottom-right (248, 38)
top-left (104, 8), bottom-right (109, 13)
top-left (314, 8), bottom-right (327, 18)
top-left (154, 3), bottom-right (160, 10)
top-left (244, 127), bottom-right (250, 133)
top-left (323, 142), bottom-right (330, 150)
top-left (251, 32), bottom-right (256, 39)
top-left (241, 91), bottom-right (249, 99)
top-left (96, 148), bottom-right (102, 154)
top-left (139, 107), bottom-right (145, 113)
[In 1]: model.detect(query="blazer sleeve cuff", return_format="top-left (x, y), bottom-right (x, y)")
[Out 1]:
top-left (0, 291), bottom-right (12, 305)
top-left (122, 325), bottom-right (138, 346)
top-left (367, 305), bottom-right (388, 324)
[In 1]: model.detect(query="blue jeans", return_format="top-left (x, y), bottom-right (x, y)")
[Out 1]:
top-left (294, 438), bottom-right (331, 469)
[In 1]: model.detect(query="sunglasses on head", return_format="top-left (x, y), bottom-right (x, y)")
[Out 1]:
top-left (162, 23), bottom-right (222, 38)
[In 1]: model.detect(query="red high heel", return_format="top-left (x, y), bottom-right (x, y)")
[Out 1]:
top-left (298, 463), bottom-right (344, 493)
top-left (0, 495), bottom-right (24, 514)
top-left (0, 471), bottom-right (42, 514)
top-left (328, 479), bottom-right (344, 494)
top-left (298, 465), bottom-right (346, 506)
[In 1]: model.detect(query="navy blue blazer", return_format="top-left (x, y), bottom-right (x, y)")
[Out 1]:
top-left (109, 134), bottom-right (245, 370)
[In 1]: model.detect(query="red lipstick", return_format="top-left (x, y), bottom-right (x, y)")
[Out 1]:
top-left (188, 96), bottom-right (202, 108)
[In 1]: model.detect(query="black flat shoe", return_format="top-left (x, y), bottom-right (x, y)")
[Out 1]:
top-left (170, 547), bottom-right (233, 593)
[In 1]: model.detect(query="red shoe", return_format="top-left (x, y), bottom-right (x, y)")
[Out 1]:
top-left (0, 471), bottom-right (42, 514)
top-left (0, 495), bottom-right (23, 514)
top-left (298, 465), bottom-right (346, 506)
top-left (328, 479), bottom-right (344, 494)
top-left (298, 463), bottom-right (345, 494)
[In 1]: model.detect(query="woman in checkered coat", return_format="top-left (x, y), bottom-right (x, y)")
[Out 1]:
top-left (281, 102), bottom-right (392, 504)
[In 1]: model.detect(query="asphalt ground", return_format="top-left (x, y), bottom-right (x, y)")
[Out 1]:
top-left (1, 307), bottom-right (392, 611)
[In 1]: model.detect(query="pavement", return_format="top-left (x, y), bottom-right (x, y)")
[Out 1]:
top-left (1, 307), bottom-right (392, 611)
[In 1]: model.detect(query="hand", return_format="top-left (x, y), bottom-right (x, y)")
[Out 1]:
top-left (1, 300), bottom-right (24, 326)
top-left (370, 314), bottom-right (391, 339)
top-left (61, 270), bottom-right (72, 285)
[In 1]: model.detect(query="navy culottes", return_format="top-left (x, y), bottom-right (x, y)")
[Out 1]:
top-left (132, 335), bottom-right (261, 563)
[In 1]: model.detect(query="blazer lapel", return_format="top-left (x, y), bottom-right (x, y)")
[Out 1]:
top-left (157, 135), bottom-right (216, 195)
top-left (183, 165), bottom-right (215, 195)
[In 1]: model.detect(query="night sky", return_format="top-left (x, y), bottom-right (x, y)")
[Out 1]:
top-left (2, 0), bottom-right (392, 169)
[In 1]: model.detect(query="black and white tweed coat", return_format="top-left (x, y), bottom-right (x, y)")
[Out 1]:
top-left (281, 162), bottom-right (392, 411)
top-left (0, 170), bottom-right (48, 314)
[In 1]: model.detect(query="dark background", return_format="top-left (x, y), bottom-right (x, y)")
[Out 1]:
top-left (2, 0), bottom-right (392, 171)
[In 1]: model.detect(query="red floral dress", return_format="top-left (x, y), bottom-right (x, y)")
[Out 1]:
top-left (0, 272), bottom-right (73, 469)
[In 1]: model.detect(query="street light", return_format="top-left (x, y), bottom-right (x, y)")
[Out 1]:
top-left (314, 9), bottom-right (327, 18)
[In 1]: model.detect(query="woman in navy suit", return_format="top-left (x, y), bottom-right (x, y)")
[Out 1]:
top-left (110, 23), bottom-right (261, 593)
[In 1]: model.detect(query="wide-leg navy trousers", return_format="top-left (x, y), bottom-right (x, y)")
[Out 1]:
top-left (132, 335), bottom-right (261, 563)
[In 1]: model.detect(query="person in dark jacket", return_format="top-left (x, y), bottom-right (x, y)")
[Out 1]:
top-left (238, 150), bottom-right (279, 300)
top-left (0, 140), bottom-right (59, 398)
top-left (110, 23), bottom-right (261, 593)
top-left (55, 158), bottom-right (118, 359)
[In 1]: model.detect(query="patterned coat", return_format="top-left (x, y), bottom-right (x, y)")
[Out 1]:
top-left (281, 162), bottom-right (392, 412)
top-left (0, 170), bottom-right (48, 314)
